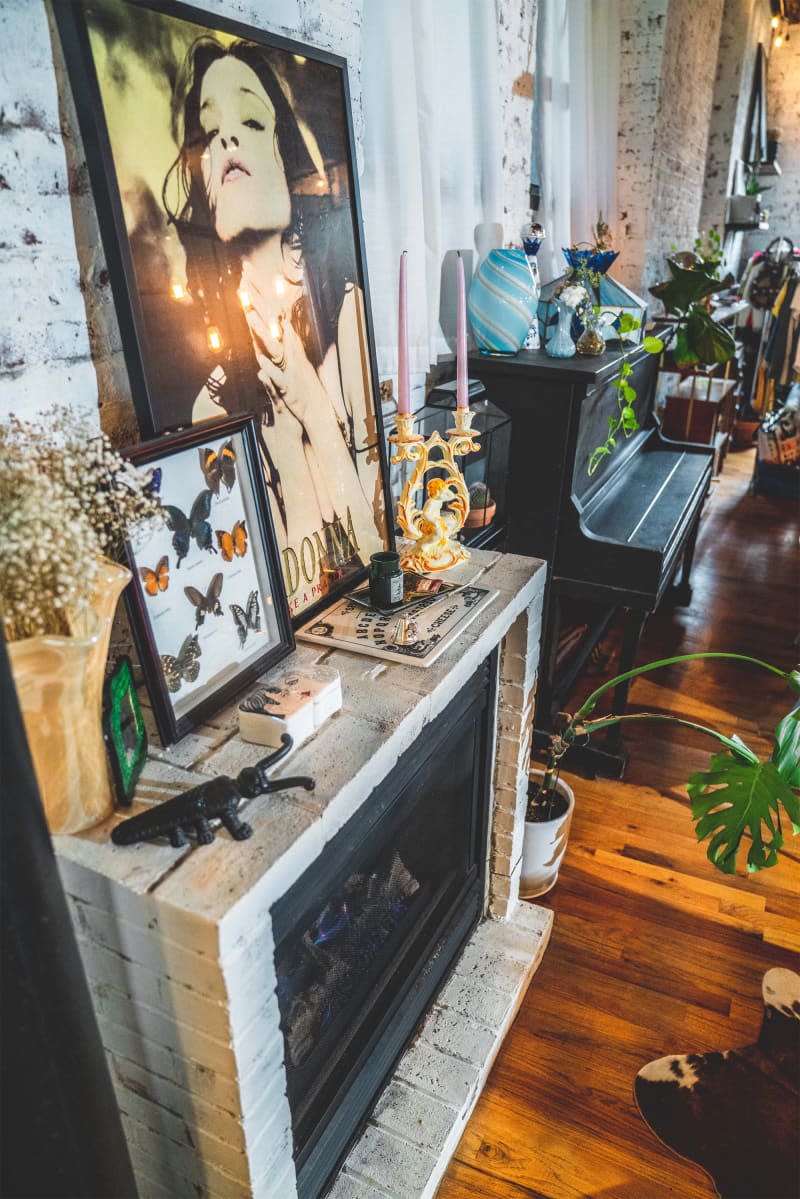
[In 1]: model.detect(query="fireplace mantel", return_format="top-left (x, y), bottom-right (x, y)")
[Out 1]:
top-left (55, 549), bottom-right (551, 1199)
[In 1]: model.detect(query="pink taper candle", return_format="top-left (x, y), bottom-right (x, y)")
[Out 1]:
top-left (456, 252), bottom-right (468, 409)
top-left (397, 251), bottom-right (410, 415)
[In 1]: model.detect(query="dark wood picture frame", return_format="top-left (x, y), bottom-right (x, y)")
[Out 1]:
top-left (123, 414), bottom-right (294, 746)
top-left (54, 0), bottom-right (394, 626)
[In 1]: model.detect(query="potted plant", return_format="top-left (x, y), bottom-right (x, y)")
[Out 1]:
top-left (588, 254), bottom-right (737, 475)
top-left (521, 651), bottom-right (800, 898)
top-left (465, 481), bottom-right (496, 528)
top-left (0, 406), bottom-right (161, 833)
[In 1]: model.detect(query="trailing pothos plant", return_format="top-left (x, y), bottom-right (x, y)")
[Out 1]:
top-left (588, 316), bottom-right (664, 475)
top-left (588, 256), bottom-right (738, 476)
top-left (528, 652), bottom-right (800, 876)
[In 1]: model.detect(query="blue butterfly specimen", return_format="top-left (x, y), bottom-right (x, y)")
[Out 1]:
top-left (230, 590), bottom-right (260, 648)
top-left (145, 466), bottom-right (162, 498)
top-left (184, 572), bottom-right (223, 629)
top-left (163, 489), bottom-right (215, 567)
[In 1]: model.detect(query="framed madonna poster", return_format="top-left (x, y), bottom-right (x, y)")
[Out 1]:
top-left (55, 0), bottom-right (393, 622)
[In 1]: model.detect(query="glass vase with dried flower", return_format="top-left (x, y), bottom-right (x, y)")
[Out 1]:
top-left (0, 408), bottom-right (161, 834)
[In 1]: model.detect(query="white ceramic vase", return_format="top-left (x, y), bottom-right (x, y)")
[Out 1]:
top-left (520, 769), bottom-right (575, 899)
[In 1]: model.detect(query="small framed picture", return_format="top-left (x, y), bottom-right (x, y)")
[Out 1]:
top-left (123, 414), bottom-right (294, 746)
top-left (102, 655), bottom-right (147, 806)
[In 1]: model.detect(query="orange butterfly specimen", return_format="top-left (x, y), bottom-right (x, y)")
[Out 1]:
top-left (216, 519), bottom-right (248, 562)
top-left (139, 556), bottom-right (169, 596)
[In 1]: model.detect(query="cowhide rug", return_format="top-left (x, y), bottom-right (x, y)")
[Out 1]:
top-left (634, 968), bottom-right (799, 1199)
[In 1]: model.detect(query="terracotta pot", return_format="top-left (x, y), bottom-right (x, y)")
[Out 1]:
top-left (465, 500), bottom-right (496, 529)
top-left (520, 769), bottom-right (575, 898)
top-left (733, 420), bottom-right (759, 448)
top-left (8, 558), bottom-right (131, 834)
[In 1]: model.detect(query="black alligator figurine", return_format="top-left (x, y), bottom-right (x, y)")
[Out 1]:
top-left (111, 734), bottom-right (315, 848)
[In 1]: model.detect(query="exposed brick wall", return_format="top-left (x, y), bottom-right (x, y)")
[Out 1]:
top-left (699, 0), bottom-right (772, 241)
top-left (498, 0), bottom-right (538, 245)
top-left (0, 2), bottom-right (98, 425)
top-left (616, 1), bottom-right (667, 297)
top-left (742, 32), bottom-right (800, 260)
top-left (617, 0), bottom-right (724, 300)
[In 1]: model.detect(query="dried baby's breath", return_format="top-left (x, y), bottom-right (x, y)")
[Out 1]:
top-left (0, 406), bottom-right (162, 641)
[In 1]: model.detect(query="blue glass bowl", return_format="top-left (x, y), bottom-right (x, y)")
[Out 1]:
top-left (561, 248), bottom-right (620, 275)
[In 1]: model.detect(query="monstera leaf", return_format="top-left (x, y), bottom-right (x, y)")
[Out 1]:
top-left (772, 696), bottom-right (800, 788)
top-left (649, 260), bottom-right (723, 313)
top-left (682, 306), bottom-right (736, 365)
top-left (688, 751), bottom-right (800, 875)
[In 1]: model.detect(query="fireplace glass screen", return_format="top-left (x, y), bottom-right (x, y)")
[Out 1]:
top-left (272, 656), bottom-right (494, 1198)
top-left (278, 847), bottom-right (425, 1073)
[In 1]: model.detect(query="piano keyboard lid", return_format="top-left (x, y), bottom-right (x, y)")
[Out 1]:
top-left (579, 448), bottom-right (710, 552)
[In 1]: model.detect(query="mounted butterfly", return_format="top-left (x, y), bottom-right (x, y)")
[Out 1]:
top-left (122, 416), bottom-right (294, 747)
top-left (200, 441), bottom-right (236, 495)
top-left (185, 572), bottom-right (224, 628)
top-left (230, 590), bottom-right (260, 648)
top-left (139, 555), bottom-right (169, 596)
top-left (160, 634), bottom-right (201, 693)
top-left (217, 519), bottom-right (247, 562)
top-left (163, 489), bottom-right (215, 567)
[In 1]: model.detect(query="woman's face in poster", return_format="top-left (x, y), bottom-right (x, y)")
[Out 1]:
top-left (198, 55), bottom-right (292, 242)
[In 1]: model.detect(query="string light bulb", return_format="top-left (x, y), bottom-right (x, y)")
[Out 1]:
top-left (207, 326), bottom-right (223, 352)
top-left (170, 281), bottom-right (186, 301)
top-left (774, 31), bottom-right (784, 46)
top-left (771, 14), bottom-right (780, 27)
top-left (237, 287), bottom-right (252, 310)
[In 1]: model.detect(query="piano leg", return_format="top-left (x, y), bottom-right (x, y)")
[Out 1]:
top-left (671, 504), bottom-right (704, 607)
top-left (557, 606), bottom-right (647, 781)
top-left (600, 606), bottom-right (648, 767)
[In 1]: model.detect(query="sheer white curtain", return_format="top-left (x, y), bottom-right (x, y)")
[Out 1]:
top-left (534, 0), bottom-right (620, 285)
top-left (360, 0), bottom-right (503, 383)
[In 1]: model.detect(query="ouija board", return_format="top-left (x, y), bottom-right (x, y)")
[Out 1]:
top-left (296, 586), bottom-right (497, 667)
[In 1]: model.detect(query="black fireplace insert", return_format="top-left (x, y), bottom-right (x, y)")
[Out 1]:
top-left (271, 652), bottom-right (497, 1198)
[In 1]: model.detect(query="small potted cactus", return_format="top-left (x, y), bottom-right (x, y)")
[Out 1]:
top-left (465, 481), bottom-right (496, 528)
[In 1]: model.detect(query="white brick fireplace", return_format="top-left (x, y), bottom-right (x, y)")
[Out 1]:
top-left (55, 550), bottom-right (551, 1199)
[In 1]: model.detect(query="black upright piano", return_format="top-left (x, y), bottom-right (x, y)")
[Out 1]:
top-left (469, 343), bottom-right (713, 775)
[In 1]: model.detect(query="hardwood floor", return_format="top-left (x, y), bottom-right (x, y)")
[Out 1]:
top-left (438, 448), bottom-right (799, 1199)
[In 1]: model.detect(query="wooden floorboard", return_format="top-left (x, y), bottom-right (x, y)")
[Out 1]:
top-left (438, 449), bottom-right (799, 1198)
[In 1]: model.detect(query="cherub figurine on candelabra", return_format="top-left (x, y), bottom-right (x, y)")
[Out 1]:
top-left (389, 407), bottom-right (480, 573)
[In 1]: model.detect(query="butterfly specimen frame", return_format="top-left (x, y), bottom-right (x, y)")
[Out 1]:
top-left (123, 415), bottom-right (294, 746)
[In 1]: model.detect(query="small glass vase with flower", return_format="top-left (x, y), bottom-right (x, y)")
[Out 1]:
top-left (0, 408), bottom-right (161, 834)
top-left (545, 282), bottom-right (588, 358)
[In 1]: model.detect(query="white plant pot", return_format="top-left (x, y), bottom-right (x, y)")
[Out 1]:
top-left (520, 770), bottom-right (575, 899)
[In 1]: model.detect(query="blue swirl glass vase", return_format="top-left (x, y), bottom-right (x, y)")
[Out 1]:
top-left (467, 248), bottom-right (539, 354)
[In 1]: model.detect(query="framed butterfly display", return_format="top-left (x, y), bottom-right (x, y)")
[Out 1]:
top-left (122, 415), bottom-right (294, 746)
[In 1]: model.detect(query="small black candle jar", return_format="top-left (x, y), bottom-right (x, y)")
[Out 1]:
top-left (369, 551), bottom-right (404, 608)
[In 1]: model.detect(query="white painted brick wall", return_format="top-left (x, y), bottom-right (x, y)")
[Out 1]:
top-left (497, 0), bottom-right (538, 244)
top-left (742, 31), bottom-right (800, 262)
top-left (698, 0), bottom-right (772, 264)
top-left (617, 0), bottom-right (724, 299)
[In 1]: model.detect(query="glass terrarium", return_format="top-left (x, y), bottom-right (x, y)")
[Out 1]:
top-left (538, 248), bottom-right (648, 349)
top-left (383, 379), bottom-right (511, 549)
